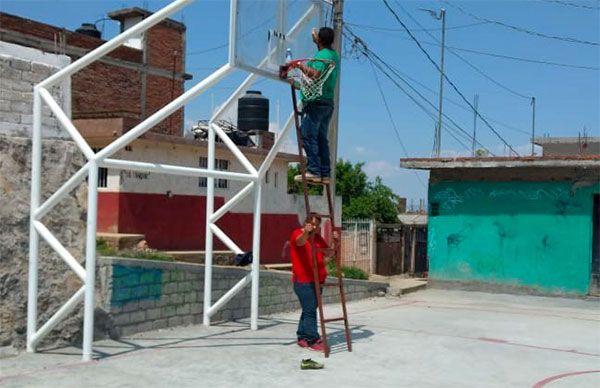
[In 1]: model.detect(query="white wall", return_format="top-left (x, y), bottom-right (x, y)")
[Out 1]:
top-left (104, 140), bottom-right (341, 224)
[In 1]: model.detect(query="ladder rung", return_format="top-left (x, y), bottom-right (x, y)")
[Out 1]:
top-left (315, 213), bottom-right (331, 218)
top-left (323, 317), bottom-right (346, 323)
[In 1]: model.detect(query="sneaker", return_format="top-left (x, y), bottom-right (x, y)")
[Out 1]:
top-left (300, 358), bottom-right (324, 370)
top-left (297, 339), bottom-right (309, 348)
top-left (308, 339), bottom-right (325, 352)
top-left (294, 172), bottom-right (321, 183)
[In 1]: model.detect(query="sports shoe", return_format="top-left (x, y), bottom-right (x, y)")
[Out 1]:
top-left (297, 339), bottom-right (309, 348)
top-left (308, 339), bottom-right (325, 352)
top-left (294, 172), bottom-right (321, 183)
top-left (300, 358), bottom-right (324, 370)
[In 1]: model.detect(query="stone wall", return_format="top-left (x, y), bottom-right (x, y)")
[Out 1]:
top-left (96, 257), bottom-right (388, 338)
top-left (0, 40), bottom-right (71, 138)
top-left (0, 136), bottom-right (87, 349)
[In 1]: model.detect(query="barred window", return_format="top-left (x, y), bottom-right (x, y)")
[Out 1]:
top-left (199, 157), bottom-right (229, 189)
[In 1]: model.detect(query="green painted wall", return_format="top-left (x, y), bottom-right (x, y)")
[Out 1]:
top-left (428, 180), bottom-right (599, 295)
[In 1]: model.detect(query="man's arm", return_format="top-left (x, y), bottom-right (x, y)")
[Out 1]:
top-left (296, 62), bottom-right (321, 80)
top-left (295, 222), bottom-right (315, 246)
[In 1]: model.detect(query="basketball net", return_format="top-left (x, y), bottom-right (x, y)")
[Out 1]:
top-left (279, 58), bottom-right (336, 101)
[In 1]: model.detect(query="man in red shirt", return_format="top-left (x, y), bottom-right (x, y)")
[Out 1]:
top-left (289, 213), bottom-right (337, 352)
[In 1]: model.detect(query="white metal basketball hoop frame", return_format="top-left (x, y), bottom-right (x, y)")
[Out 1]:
top-left (27, 0), bottom-right (326, 361)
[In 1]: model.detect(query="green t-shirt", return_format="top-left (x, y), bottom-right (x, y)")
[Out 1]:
top-left (301, 48), bottom-right (339, 102)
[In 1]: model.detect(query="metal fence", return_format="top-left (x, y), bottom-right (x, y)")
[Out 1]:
top-left (340, 218), bottom-right (375, 274)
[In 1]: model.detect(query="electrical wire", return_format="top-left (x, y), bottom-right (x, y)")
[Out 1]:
top-left (368, 61), bottom-right (427, 187)
top-left (381, 0), bottom-right (519, 155)
top-left (392, 0), bottom-right (532, 100)
top-left (345, 20), bottom-right (489, 32)
top-left (542, 0), bottom-right (600, 10)
top-left (345, 27), bottom-right (495, 155)
top-left (347, 23), bottom-right (599, 70)
top-left (443, 0), bottom-right (599, 46)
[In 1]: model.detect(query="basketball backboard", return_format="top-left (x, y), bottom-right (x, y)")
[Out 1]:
top-left (231, 0), bottom-right (325, 80)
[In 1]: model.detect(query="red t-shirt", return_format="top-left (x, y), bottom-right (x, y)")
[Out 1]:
top-left (290, 228), bottom-right (328, 283)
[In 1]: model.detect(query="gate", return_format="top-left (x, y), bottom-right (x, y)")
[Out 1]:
top-left (341, 219), bottom-right (375, 274)
top-left (376, 224), bottom-right (403, 275)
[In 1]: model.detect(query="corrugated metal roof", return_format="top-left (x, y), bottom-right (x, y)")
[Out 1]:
top-left (397, 213), bottom-right (428, 226)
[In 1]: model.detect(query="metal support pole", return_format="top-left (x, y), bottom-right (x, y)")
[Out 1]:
top-left (435, 9), bottom-right (446, 157)
top-left (531, 97), bottom-right (536, 156)
top-left (203, 122), bottom-right (216, 327)
top-left (27, 88), bottom-right (42, 353)
top-left (472, 94), bottom-right (479, 156)
top-left (82, 160), bottom-right (99, 361)
top-left (328, 0), bottom-right (344, 200)
top-left (250, 183), bottom-right (262, 330)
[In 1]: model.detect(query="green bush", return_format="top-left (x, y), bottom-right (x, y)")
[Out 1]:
top-left (326, 261), bottom-right (368, 280)
top-left (96, 239), bottom-right (175, 262)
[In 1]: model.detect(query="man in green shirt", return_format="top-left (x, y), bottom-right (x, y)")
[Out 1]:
top-left (287, 27), bottom-right (339, 184)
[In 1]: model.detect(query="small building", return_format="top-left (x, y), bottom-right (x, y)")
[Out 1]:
top-left (401, 156), bottom-right (600, 296)
top-left (534, 136), bottom-right (600, 156)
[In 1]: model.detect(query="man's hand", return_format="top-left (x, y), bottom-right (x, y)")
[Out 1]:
top-left (302, 222), bottom-right (316, 235)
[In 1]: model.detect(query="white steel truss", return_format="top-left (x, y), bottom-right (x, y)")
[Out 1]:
top-left (27, 0), bottom-right (308, 361)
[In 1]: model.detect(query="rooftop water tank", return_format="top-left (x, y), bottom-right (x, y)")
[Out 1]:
top-left (75, 23), bottom-right (101, 39)
top-left (237, 90), bottom-right (269, 132)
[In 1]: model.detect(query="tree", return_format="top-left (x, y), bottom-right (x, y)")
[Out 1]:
top-left (287, 160), bottom-right (400, 223)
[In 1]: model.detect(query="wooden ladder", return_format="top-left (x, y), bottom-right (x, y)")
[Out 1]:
top-left (290, 85), bottom-right (352, 357)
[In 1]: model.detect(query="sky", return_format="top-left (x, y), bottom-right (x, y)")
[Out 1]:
top-left (2, 0), bottom-right (599, 205)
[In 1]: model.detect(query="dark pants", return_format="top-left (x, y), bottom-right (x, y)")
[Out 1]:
top-left (293, 282), bottom-right (321, 344)
top-left (301, 99), bottom-right (334, 178)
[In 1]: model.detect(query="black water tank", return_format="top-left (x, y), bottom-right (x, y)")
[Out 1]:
top-left (237, 90), bottom-right (269, 132)
top-left (76, 23), bottom-right (101, 39)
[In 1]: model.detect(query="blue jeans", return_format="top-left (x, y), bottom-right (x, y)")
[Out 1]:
top-left (293, 282), bottom-right (321, 344)
top-left (301, 99), bottom-right (334, 178)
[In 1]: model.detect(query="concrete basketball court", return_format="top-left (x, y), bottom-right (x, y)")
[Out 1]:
top-left (1, 289), bottom-right (599, 387)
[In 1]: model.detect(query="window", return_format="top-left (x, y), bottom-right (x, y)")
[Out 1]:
top-left (274, 172), bottom-right (278, 188)
top-left (216, 159), bottom-right (229, 189)
top-left (199, 157), bottom-right (208, 187)
top-left (92, 148), bottom-right (108, 188)
top-left (265, 169), bottom-right (270, 185)
top-left (199, 157), bottom-right (229, 189)
top-left (98, 167), bottom-right (108, 188)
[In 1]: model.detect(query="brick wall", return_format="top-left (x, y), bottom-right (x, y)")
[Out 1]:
top-left (0, 11), bottom-right (186, 136)
top-left (96, 257), bottom-right (388, 338)
top-left (0, 41), bottom-right (70, 138)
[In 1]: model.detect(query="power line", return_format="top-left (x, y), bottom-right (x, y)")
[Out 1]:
top-left (441, 44), bottom-right (600, 71)
top-left (381, 0), bottom-right (519, 155)
top-left (542, 0), bottom-right (600, 10)
top-left (346, 20), bottom-right (488, 32)
top-left (443, 0), bottom-right (599, 46)
top-left (393, 0), bottom-right (532, 100)
top-left (346, 23), bottom-right (599, 70)
top-left (368, 61), bottom-right (427, 188)
top-left (344, 27), bottom-right (495, 155)
top-left (386, 63), bottom-right (532, 135)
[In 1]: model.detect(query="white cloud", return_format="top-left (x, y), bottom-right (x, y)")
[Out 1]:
top-left (355, 146), bottom-right (366, 155)
top-left (364, 160), bottom-right (402, 179)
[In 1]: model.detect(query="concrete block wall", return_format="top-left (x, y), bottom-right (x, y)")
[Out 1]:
top-left (0, 41), bottom-right (71, 138)
top-left (97, 257), bottom-right (388, 338)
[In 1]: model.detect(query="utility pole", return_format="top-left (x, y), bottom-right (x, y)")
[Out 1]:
top-left (531, 97), bottom-right (536, 156)
top-left (435, 8), bottom-right (446, 157)
top-left (472, 94), bottom-right (479, 156)
top-left (328, 0), bottom-right (343, 207)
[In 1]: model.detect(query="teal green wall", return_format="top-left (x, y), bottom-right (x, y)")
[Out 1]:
top-left (428, 180), bottom-right (599, 295)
